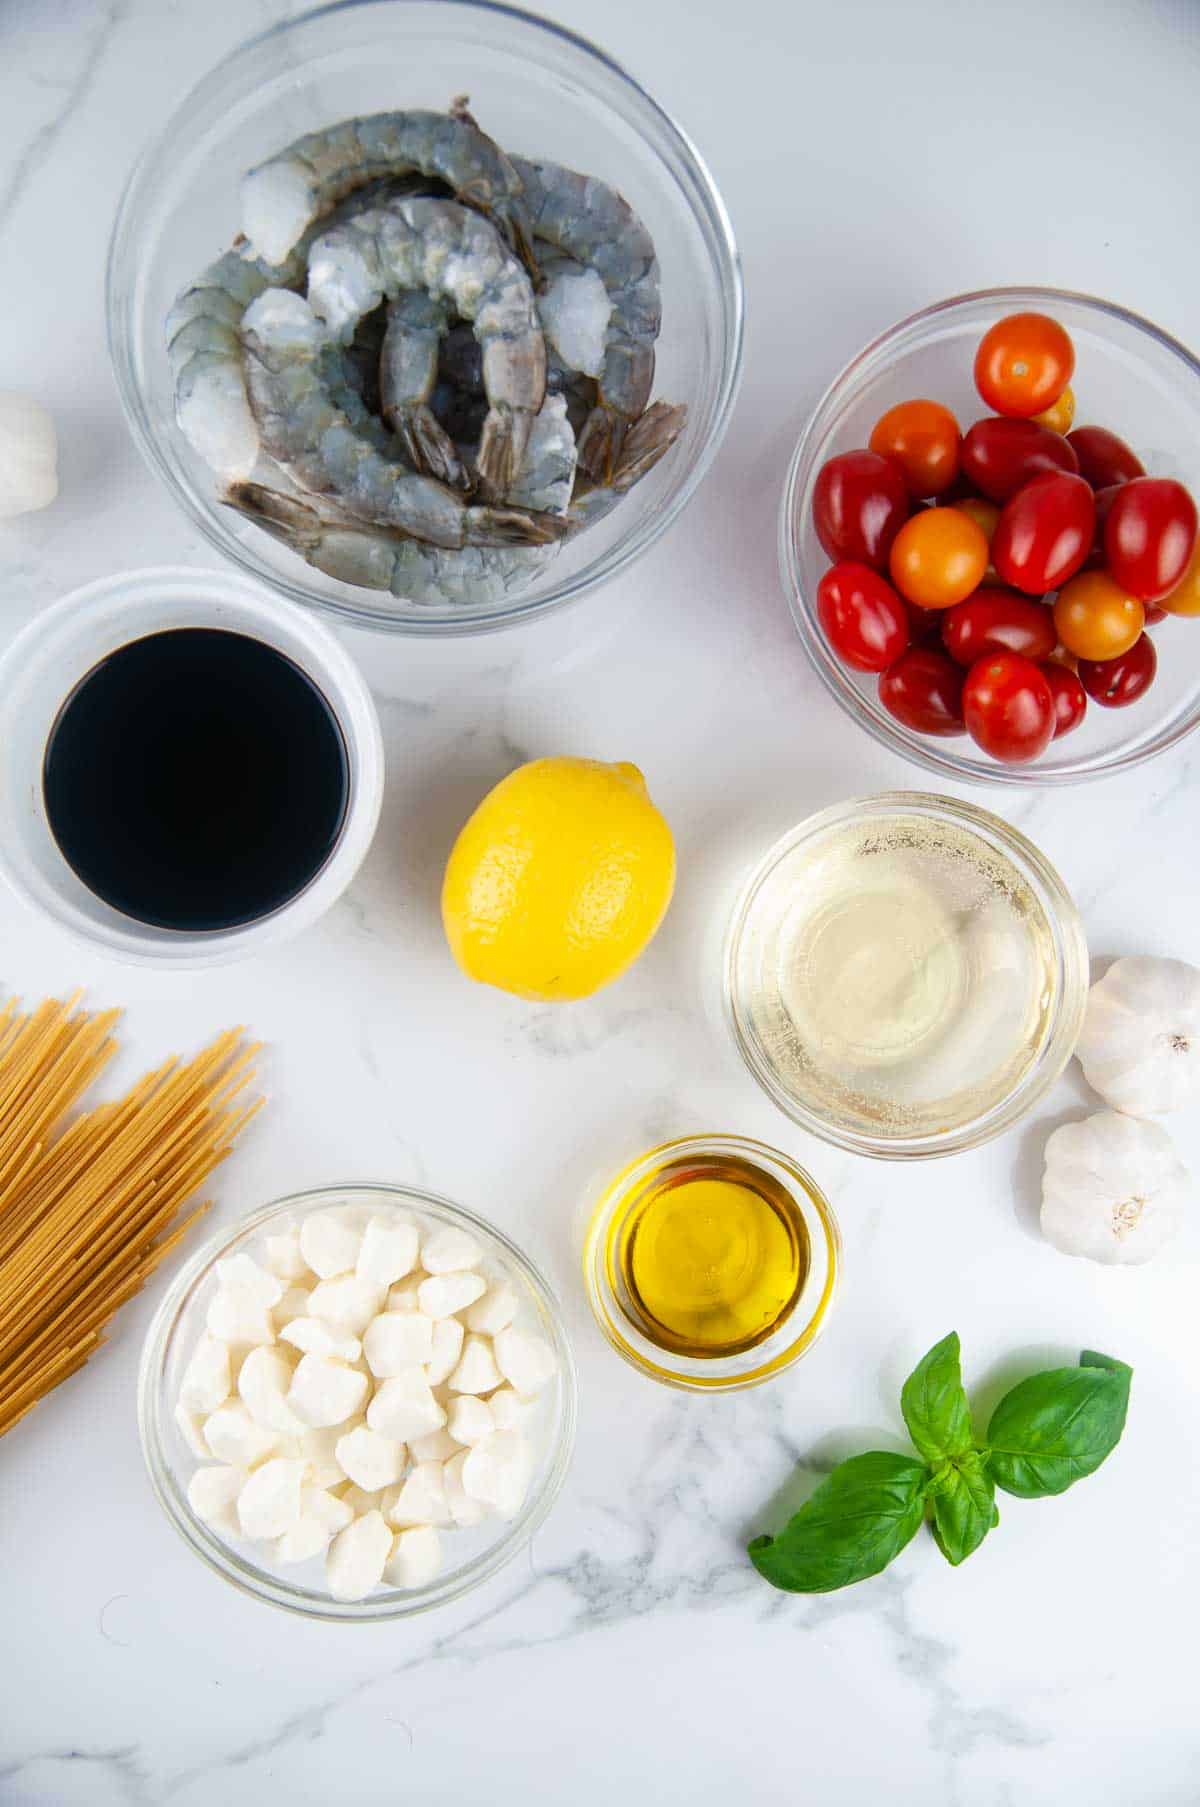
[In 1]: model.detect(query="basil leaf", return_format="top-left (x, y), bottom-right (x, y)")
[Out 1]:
top-left (927, 1451), bottom-right (995, 1566)
top-left (900, 1331), bottom-right (975, 1464)
top-left (748, 1451), bottom-right (928, 1594)
top-left (986, 1351), bottom-right (1132, 1499)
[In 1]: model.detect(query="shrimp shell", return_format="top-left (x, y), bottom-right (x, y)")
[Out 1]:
top-left (240, 109), bottom-right (535, 272)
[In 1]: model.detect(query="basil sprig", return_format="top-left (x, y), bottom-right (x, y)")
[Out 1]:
top-left (748, 1337), bottom-right (1131, 1595)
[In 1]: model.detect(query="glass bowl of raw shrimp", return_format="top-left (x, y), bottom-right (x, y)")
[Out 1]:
top-left (107, 0), bottom-right (743, 636)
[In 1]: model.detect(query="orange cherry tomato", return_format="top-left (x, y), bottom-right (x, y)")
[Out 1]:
top-left (1159, 538), bottom-right (1200, 617)
top-left (975, 313), bottom-right (1075, 419)
top-left (1033, 385), bottom-right (1076, 435)
top-left (869, 399), bottom-right (961, 498)
top-left (1053, 571), bottom-right (1145, 661)
top-left (888, 507), bottom-right (989, 610)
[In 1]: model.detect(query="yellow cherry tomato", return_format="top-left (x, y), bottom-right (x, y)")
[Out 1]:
top-left (1159, 538), bottom-right (1200, 617)
top-left (1053, 571), bottom-right (1145, 660)
top-left (950, 497), bottom-right (1001, 544)
top-left (888, 507), bottom-right (989, 609)
top-left (1033, 385), bottom-right (1076, 436)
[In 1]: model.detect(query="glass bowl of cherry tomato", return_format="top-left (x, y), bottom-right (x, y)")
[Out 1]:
top-left (781, 287), bottom-right (1200, 783)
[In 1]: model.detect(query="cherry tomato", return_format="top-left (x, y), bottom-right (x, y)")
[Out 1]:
top-left (963, 653), bottom-right (1055, 763)
top-left (961, 417), bottom-right (1079, 502)
top-left (1040, 663), bottom-right (1087, 738)
top-left (868, 399), bottom-right (961, 498)
top-left (906, 601), bottom-right (945, 644)
top-left (974, 313), bottom-right (1075, 419)
top-left (950, 496), bottom-right (1000, 544)
top-left (941, 588), bottom-right (1058, 666)
top-left (888, 507), bottom-right (989, 609)
top-left (1104, 476), bottom-right (1199, 601)
top-left (1033, 385), bottom-right (1075, 436)
top-left (1078, 633), bottom-right (1157, 707)
top-left (991, 472), bottom-right (1094, 594)
top-left (1084, 484), bottom-right (1123, 569)
top-left (1066, 425), bottom-right (1145, 490)
top-left (816, 562), bottom-right (911, 672)
top-left (878, 647), bottom-right (965, 736)
top-left (1143, 604), bottom-right (1168, 627)
top-left (1159, 538), bottom-right (1200, 617)
top-left (813, 450), bottom-right (909, 569)
top-left (1045, 642), bottom-right (1079, 670)
top-left (1053, 571), bottom-right (1145, 660)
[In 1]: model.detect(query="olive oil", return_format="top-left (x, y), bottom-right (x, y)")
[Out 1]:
top-left (614, 1150), bottom-right (810, 1358)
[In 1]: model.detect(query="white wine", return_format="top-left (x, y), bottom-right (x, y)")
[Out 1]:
top-left (732, 809), bottom-right (1061, 1141)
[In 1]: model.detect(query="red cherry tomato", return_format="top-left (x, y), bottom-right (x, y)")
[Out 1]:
top-left (961, 418), bottom-right (1079, 502)
top-left (941, 588), bottom-right (1059, 666)
top-left (1039, 662), bottom-right (1087, 738)
top-left (1143, 604), bottom-right (1168, 627)
top-left (1078, 634), bottom-right (1158, 707)
top-left (1066, 425), bottom-right (1145, 491)
top-left (1104, 477), bottom-right (1199, 601)
top-left (906, 601), bottom-right (945, 644)
top-left (991, 472), bottom-right (1095, 594)
top-left (1084, 484), bottom-right (1124, 569)
top-left (974, 313), bottom-right (1075, 418)
top-left (868, 399), bottom-right (961, 498)
top-left (962, 653), bottom-right (1055, 763)
top-left (878, 647), bottom-right (965, 736)
top-left (813, 451), bottom-right (909, 569)
top-left (816, 562), bottom-right (911, 672)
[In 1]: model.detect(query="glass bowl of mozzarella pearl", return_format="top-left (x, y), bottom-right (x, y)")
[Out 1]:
top-left (107, 0), bottom-right (742, 635)
top-left (138, 1184), bottom-right (577, 1620)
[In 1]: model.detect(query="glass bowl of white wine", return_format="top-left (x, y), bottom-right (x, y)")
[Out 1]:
top-left (724, 793), bottom-right (1088, 1160)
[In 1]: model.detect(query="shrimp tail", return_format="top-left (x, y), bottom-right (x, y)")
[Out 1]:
top-left (612, 399), bottom-right (688, 486)
top-left (223, 480), bottom-right (326, 549)
top-left (576, 403), bottom-right (620, 484)
top-left (392, 403), bottom-right (469, 491)
top-left (464, 504), bottom-right (566, 548)
top-left (476, 405), bottom-right (534, 498)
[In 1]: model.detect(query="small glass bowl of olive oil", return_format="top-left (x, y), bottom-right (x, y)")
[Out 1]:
top-left (583, 1135), bottom-right (841, 1391)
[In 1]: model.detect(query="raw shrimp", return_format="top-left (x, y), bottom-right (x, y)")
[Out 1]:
top-left (438, 305), bottom-right (599, 438)
top-left (379, 291), bottom-right (464, 489)
top-left (166, 244), bottom-right (305, 477)
top-left (240, 110), bottom-right (535, 273)
top-left (239, 288), bottom-right (560, 549)
top-left (566, 400), bottom-right (688, 532)
top-left (223, 481), bottom-right (560, 606)
top-left (511, 155), bottom-right (668, 481)
top-left (306, 199), bottom-right (545, 495)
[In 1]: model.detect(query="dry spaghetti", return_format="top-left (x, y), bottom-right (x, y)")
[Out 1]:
top-left (0, 994), bottom-right (261, 1437)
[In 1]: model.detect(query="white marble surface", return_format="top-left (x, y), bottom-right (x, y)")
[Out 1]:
top-left (2, 1), bottom-right (1200, 1801)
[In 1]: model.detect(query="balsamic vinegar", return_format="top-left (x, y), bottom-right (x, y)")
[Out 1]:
top-left (42, 628), bottom-right (349, 931)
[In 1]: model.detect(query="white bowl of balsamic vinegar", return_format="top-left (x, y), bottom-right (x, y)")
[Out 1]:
top-left (0, 568), bottom-right (383, 965)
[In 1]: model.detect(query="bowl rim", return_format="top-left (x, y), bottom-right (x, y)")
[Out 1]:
top-left (106, 0), bottom-right (745, 637)
top-left (723, 790), bottom-right (1090, 1159)
top-left (780, 283), bottom-right (1200, 785)
top-left (138, 1181), bottom-right (579, 1621)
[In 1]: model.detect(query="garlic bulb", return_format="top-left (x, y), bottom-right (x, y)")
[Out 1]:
top-left (1076, 956), bottom-right (1200, 1117)
top-left (0, 394), bottom-right (57, 518)
top-left (1041, 1111), bottom-right (1190, 1265)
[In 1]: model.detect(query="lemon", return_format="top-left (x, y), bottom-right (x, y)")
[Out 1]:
top-left (442, 757), bottom-right (676, 1002)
